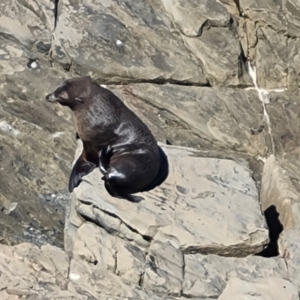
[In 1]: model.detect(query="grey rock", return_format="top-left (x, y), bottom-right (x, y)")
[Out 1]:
top-left (143, 240), bottom-right (184, 296)
top-left (0, 0), bottom-right (54, 50)
top-left (238, 19), bottom-right (257, 62)
top-left (1, 202), bottom-right (18, 215)
top-left (183, 253), bottom-right (290, 298)
top-left (0, 242), bottom-right (174, 300)
top-left (218, 277), bottom-right (299, 300)
top-left (0, 37), bottom-right (75, 247)
top-left (2, 0), bottom-right (300, 298)
top-left (286, 0), bottom-right (300, 37)
top-left (260, 91), bottom-right (300, 230)
top-left (50, 0), bottom-right (254, 87)
top-left (279, 229), bottom-right (300, 290)
top-left (160, 0), bottom-right (232, 37)
top-left (182, 27), bottom-right (252, 87)
top-left (287, 38), bottom-right (300, 89)
top-left (218, 0), bottom-right (240, 16)
top-left (52, 0), bottom-right (208, 85)
top-left (239, 0), bottom-right (286, 32)
top-left (267, 91), bottom-right (300, 154)
top-left (66, 211), bottom-right (296, 298)
top-left (260, 155), bottom-right (300, 230)
top-left (0, 239), bottom-right (298, 299)
top-left (255, 27), bottom-right (287, 89)
top-left (109, 83), bottom-right (270, 156)
top-left (237, 1), bottom-right (300, 89)
top-left (68, 141), bottom-right (269, 257)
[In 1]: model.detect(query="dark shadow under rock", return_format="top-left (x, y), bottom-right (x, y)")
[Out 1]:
top-left (256, 205), bottom-right (284, 258)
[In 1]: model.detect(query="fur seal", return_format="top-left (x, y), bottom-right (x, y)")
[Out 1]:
top-left (46, 77), bottom-right (168, 200)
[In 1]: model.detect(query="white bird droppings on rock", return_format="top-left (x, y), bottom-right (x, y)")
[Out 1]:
top-left (30, 61), bottom-right (38, 69)
top-left (0, 121), bottom-right (20, 136)
top-left (52, 132), bottom-right (65, 138)
top-left (2, 202), bottom-right (18, 215)
top-left (69, 272), bottom-right (81, 281)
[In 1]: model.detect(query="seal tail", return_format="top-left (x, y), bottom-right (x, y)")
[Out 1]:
top-left (68, 152), bottom-right (97, 192)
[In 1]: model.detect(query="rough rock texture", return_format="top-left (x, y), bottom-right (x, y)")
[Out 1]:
top-left (259, 90), bottom-right (300, 232)
top-left (108, 84), bottom-right (270, 156)
top-left (238, 0), bottom-right (300, 89)
top-left (52, 0), bottom-right (208, 85)
top-left (279, 229), bottom-right (300, 291)
top-left (0, 37), bottom-right (75, 246)
top-left (0, 242), bottom-right (167, 300)
top-left (61, 142), bottom-right (300, 298)
top-left (65, 141), bottom-right (269, 258)
top-left (218, 277), bottom-right (299, 300)
top-left (1, 0), bottom-right (300, 298)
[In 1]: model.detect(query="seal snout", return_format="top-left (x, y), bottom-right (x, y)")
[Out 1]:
top-left (46, 93), bottom-right (58, 102)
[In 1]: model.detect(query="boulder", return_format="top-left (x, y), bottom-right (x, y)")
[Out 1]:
top-left (65, 142), bottom-right (269, 259)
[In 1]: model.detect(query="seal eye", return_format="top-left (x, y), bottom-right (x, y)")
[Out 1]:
top-left (58, 90), bottom-right (69, 100)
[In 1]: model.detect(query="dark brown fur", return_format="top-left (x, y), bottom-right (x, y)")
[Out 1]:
top-left (46, 77), bottom-right (164, 199)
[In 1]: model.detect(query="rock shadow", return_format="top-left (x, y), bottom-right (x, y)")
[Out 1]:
top-left (256, 205), bottom-right (284, 258)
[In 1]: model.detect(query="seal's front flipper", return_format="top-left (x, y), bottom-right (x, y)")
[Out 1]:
top-left (68, 153), bottom-right (97, 192)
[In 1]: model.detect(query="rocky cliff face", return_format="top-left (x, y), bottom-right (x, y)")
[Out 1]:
top-left (1, 0), bottom-right (300, 299)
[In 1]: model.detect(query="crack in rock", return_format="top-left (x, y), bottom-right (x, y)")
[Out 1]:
top-left (248, 61), bottom-right (275, 155)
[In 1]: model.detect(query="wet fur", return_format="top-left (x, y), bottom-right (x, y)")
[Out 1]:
top-left (46, 77), bottom-right (165, 199)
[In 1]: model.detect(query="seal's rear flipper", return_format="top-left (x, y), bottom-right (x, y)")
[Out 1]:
top-left (104, 181), bottom-right (143, 203)
top-left (68, 153), bottom-right (97, 192)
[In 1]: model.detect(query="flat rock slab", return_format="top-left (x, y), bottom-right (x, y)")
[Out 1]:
top-left (71, 142), bottom-right (269, 257)
top-left (218, 277), bottom-right (299, 300)
top-left (183, 252), bottom-right (290, 298)
top-left (52, 0), bottom-right (208, 85)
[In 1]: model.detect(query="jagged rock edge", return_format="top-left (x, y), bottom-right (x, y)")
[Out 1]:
top-left (78, 199), bottom-right (154, 242)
